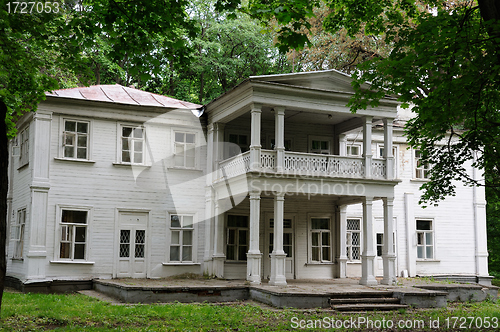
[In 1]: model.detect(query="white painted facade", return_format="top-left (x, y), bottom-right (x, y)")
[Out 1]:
top-left (6, 71), bottom-right (490, 287)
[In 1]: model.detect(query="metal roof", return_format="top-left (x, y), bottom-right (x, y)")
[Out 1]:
top-left (46, 84), bottom-right (201, 110)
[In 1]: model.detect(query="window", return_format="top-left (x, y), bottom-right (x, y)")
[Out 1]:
top-left (414, 149), bottom-right (430, 179)
top-left (269, 218), bottom-right (292, 257)
top-left (346, 218), bottom-right (361, 261)
top-left (310, 139), bottom-right (330, 154)
top-left (376, 233), bottom-right (383, 257)
top-left (121, 125), bottom-right (145, 164)
top-left (169, 215), bottom-right (194, 262)
top-left (416, 219), bottom-right (434, 259)
top-left (19, 127), bottom-right (29, 167)
top-left (310, 218), bottom-right (331, 262)
top-left (174, 132), bottom-right (195, 167)
top-left (228, 133), bottom-right (249, 157)
top-left (63, 120), bottom-right (89, 159)
top-left (226, 215), bottom-right (248, 261)
top-left (270, 138), bottom-right (292, 151)
top-left (59, 210), bottom-right (88, 260)
top-left (346, 144), bottom-right (361, 157)
top-left (11, 208), bottom-right (26, 259)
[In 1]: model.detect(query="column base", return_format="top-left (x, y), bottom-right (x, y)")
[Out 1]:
top-left (212, 254), bottom-right (225, 278)
top-left (269, 253), bottom-right (287, 286)
top-left (360, 254), bottom-right (377, 286)
top-left (247, 252), bottom-right (262, 285)
top-left (337, 257), bottom-right (347, 278)
top-left (381, 255), bottom-right (397, 285)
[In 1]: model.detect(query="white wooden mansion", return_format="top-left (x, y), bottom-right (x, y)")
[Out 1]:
top-left (6, 70), bottom-right (491, 290)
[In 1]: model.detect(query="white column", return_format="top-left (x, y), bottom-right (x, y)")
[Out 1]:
top-left (338, 134), bottom-right (347, 156)
top-left (360, 196), bottom-right (377, 285)
top-left (203, 124), bottom-right (215, 274)
top-left (405, 193), bottom-right (417, 277)
top-left (382, 198), bottom-right (397, 285)
top-left (212, 197), bottom-right (225, 277)
top-left (473, 164), bottom-right (489, 282)
top-left (337, 205), bottom-right (348, 278)
top-left (274, 106), bottom-right (285, 172)
top-left (249, 104), bottom-right (262, 171)
top-left (213, 122), bottom-right (225, 173)
top-left (28, 112), bottom-right (52, 279)
top-left (363, 116), bottom-right (373, 178)
top-left (247, 192), bottom-right (262, 284)
top-left (270, 194), bottom-right (287, 286)
top-left (383, 118), bottom-right (394, 180)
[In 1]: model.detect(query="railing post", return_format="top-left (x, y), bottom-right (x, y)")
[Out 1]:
top-left (363, 116), bottom-right (373, 178)
top-left (250, 104), bottom-right (262, 172)
top-left (383, 118), bottom-right (394, 180)
top-left (274, 106), bottom-right (285, 172)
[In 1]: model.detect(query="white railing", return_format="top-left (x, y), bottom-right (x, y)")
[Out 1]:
top-left (260, 150), bottom-right (276, 171)
top-left (217, 151), bottom-right (387, 181)
top-left (284, 152), bottom-right (365, 178)
top-left (218, 151), bottom-right (250, 179)
top-left (371, 158), bottom-right (387, 178)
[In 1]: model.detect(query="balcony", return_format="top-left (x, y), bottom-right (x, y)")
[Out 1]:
top-left (217, 150), bottom-right (387, 182)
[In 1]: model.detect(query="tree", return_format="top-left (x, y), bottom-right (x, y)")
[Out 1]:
top-left (0, 0), bottom-right (196, 313)
top-left (147, 0), bottom-right (292, 104)
top-left (218, 0), bottom-right (500, 205)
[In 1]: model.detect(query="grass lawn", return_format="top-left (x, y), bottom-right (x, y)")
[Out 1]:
top-left (0, 290), bottom-right (499, 331)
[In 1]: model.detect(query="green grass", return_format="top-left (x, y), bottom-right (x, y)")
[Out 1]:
top-left (0, 292), bottom-right (499, 331)
top-left (492, 278), bottom-right (500, 287)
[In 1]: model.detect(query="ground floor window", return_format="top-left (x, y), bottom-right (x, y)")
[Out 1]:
top-left (11, 208), bottom-right (26, 259)
top-left (347, 218), bottom-right (361, 261)
top-left (416, 219), bottom-right (434, 259)
top-left (226, 215), bottom-right (248, 261)
top-left (59, 209), bottom-right (88, 260)
top-left (169, 214), bottom-right (194, 262)
top-left (376, 233), bottom-right (396, 257)
top-left (310, 217), bottom-right (331, 262)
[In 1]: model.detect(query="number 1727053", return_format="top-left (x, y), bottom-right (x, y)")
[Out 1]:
top-left (6, 2), bottom-right (60, 14)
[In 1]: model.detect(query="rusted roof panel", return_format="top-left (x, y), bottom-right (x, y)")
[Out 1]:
top-left (46, 84), bottom-right (201, 110)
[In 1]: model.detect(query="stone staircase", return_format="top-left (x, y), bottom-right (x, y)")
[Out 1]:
top-left (329, 291), bottom-right (409, 312)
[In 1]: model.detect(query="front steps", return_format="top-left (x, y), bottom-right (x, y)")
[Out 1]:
top-left (330, 292), bottom-right (408, 311)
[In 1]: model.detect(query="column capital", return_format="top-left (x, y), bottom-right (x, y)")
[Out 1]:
top-left (364, 196), bottom-right (374, 204)
top-left (382, 197), bottom-right (394, 205)
top-left (363, 115), bottom-right (373, 123)
top-left (251, 103), bottom-right (262, 113)
top-left (249, 192), bottom-right (261, 200)
top-left (274, 106), bottom-right (285, 114)
top-left (207, 123), bottom-right (214, 132)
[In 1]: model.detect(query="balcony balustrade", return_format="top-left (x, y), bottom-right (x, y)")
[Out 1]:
top-left (217, 149), bottom-right (388, 182)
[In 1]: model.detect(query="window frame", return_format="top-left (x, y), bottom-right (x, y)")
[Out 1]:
top-left (11, 208), bottom-right (27, 259)
top-left (118, 123), bottom-right (146, 165)
top-left (226, 131), bottom-right (250, 158)
top-left (346, 143), bottom-right (362, 157)
top-left (60, 118), bottom-right (91, 161)
top-left (225, 214), bottom-right (249, 262)
top-left (308, 215), bottom-right (332, 263)
top-left (346, 218), bottom-right (362, 262)
top-left (167, 213), bottom-right (196, 263)
top-left (18, 126), bottom-right (30, 167)
top-left (413, 149), bottom-right (430, 179)
top-left (416, 219), bottom-right (434, 260)
top-left (55, 205), bottom-right (92, 262)
top-left (308, 136), bottom-right (332, 155)
top-left (172, 129), bottom-right (197, 169)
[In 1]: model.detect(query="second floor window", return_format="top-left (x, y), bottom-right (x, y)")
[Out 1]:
top-left (174, 132), bottom-right (195, 168)
top-left (121, 126), bottom-right (144, 164)
top-left (63, 120), bottom-right (89, 159)
top-left (414, 149), bottom-right (430, 179)
top-left (19, 127), bottom-right (29, 167)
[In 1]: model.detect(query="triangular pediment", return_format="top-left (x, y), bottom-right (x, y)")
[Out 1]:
top-left (250, 69), bottom-right (364, 93)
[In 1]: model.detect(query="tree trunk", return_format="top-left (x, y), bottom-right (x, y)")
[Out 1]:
top-left (0, 101), bottom-right (9, 314)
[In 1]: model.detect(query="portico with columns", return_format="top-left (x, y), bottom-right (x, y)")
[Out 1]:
top-left (203, 70), bottom-right (399, 286)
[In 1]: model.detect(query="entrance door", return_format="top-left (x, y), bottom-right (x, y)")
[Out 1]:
top-left (265, 215), bottom-right (294, 279)
top-left (117, 211), bottom-right (148, 278)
